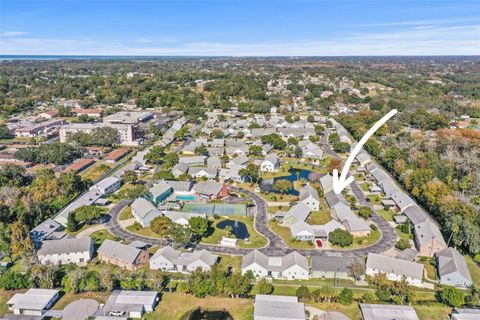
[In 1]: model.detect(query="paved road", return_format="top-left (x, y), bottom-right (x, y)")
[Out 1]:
top-left (104, 127), bottom-right (396, 257)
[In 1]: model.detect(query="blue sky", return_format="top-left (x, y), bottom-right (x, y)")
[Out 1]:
top-left (1, 0), bottom-right (479, 55)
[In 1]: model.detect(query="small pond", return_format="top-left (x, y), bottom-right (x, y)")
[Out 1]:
top-left (182, 308), bottom-right (233, 320)
top-left (217, 219), bottom-right (250, 239)
top-left (260, 168), bottom-right (313, 196)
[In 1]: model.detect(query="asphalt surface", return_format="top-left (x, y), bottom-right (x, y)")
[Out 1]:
top-left (104, 128), bottom-right (396, 258)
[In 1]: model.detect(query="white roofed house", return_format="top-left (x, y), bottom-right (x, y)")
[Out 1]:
top-left (149, 245), bottom-right (218, 273)
top-left (260, 154), bottom-right (280, 172)
top-left (90, 176), bottom-right (122, 195)
top-left (319, 174), bottom-right (334, 193)
top-left (206, 156), bottom-right (222, 169)
top-left (436, 247), bottom-right (473, 288)
top-left (359, 303), bottom-right (419, 320)
top-left (226, 154), bottom-right (249, 168)
top-left (241, 250), bottom-right (309, 280)
top-left (219, 164), bottom-right (245, 182)
top-left (171, 162), bottom-right (189, 177)
top-left (163, 211), bottom-right (206, 227)
top-left (178, 155), bottom-right (206, 166)
top-left (188, 166), bottom-right (218, 179)
top-left (355, 152), bottom-right (371, 167)
top-left (7, 289), bottom-right (59, 316)
top-left (37, 237), bottom-right (94, 266)
top-left (366, 253), bottom-right (425, 287)
top-left (301, 142), bottom-right (324, 159)
top-left (131, 197), bottom-right (161, 228)
top-left (253, 295), bottom-right (306, 320)
top-left (298, 184), bottom-right (320, 211)
top-left (102, 290), bottom-right (159, 319)
top-left (391, 190), bottom-right (415, 213)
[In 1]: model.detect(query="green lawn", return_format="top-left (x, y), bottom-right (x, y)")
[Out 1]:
top-left (331, 228), bottom-right (381, 250)
top-left (0, 290), bottom-right (17, 316)
top-left (267, 220), bottom-right (314, 249)
top-left (309, 301), bottom-right (362, 320)
top-left (119, 206), bottom-right (133, 220)
top-left (377, 209), bottom-right (394, 222)
top-left (360, 182), bottom-right (371, 192)
top-left (217, 254), bottom-right (242, 272)
top-left (144, 293), bottom-right (254, 320)
top-left (90, 229), bottom-right (116, 248)
top-left (413, 305), bottom-right (452, 320)
top-left (126, 223), bottom-right (160, 238)
top-left (466, 255), bottom-right (480, 287)
top-left (418, 257), bottom-right (438, 281)
top-left (52, 291), bottom-right (111, 310)
top-left (367, 195), bottom-right (382, 205)
top-left (306, 210), bottom-right (332, 225)
top-left (201, 216), bottom-right (268, 249)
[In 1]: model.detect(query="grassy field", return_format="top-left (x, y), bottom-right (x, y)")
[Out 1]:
top-left (331, 228), bottom-right (382, 250)
top-left (90, 229), bottom-right (116, 248)
top-left (52, 291), bottom-right (111, 310)
top-left (360, 182), bottom-right (371, 192)
top-left (201, 216), bottom-right (268, 249)
top-left (306, 199), bottom-right (332, 225)
top-left (367, 194), bottom-right (382, 205)
top-left (217, 254), bottom-right (243, 272)
top-left (413, 304), bottom-right (452, 320)
top-left (267, 220), bottom-right (314, 249)
top-left (377, 209), bottom-right (394, 222)
top-left (466, 255), bottom-right (480, 286)
top-left (126, 223), bottom-right (160, 238)
top-left (0, 290), bottom-right (17, 316)
top-left (119, 206), bottom-right (133, 220)
top-left (419, 257), bottom-right (438, 281)
top-left (237, 182), bottom-right (299, 203)
top-left (144, 293), bottom-right (254, 320)
top-left (80, 161), bottom-right (113, 182)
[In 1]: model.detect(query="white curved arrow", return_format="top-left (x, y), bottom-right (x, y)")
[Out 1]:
top-left (332, 109), bottom-right (398, 194)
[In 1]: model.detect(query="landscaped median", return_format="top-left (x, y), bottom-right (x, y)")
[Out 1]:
top-left (267, 219), bottom-right (315, 249)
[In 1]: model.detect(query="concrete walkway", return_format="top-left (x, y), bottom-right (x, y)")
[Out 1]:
top-left (119, 218), bottom-right (135, 228)
top-left (306, 306), bottom-right (325, 319)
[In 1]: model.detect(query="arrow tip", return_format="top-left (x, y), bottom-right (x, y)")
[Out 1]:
top-left (332, 170), bottom-right (354, 195)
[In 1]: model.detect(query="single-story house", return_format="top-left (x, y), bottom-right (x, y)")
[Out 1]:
top-left (90, 176), bottom-right (122, 195)
top-left (413, 219), bottom-right (447, 257)
top-left (436, 247), bottom-right (473, 289)
top-left (366, 253), bottom-right (424, 287)
top-left (193, 181), bottom-right (229, 199)
top-left (312, 256), bottom-right (364, 280)
top-left (147, 181), bottom-right (173, 205)
top-left (359, 303), bottom-right (419, 320)
top-left (188, 167), bottom-right (218, 179)
top-left (131, 198), bottom-right (161, 228)
top-left (7, 289), bottom-right (59, 316)
top-left (178, 156), bottom-right (206, 166)
top-left (253, 295), bottom-right (306, 320)
top-left (149, 246), bottom-right (218, 273)
top-left (97, 240), bottom-right (149, 271)
top-left (242, 250), bottom-right (309, 280)
top-left (30, 218), bottom-right (64, 245)
top-left (102, 290), bottom-right (159, 319)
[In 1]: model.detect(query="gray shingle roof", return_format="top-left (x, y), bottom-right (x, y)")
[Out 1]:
top-left (312, 256), bottom-right (361, 273)
top-left (254, 295), bottom-right (305, 320)
top-left (97, 240), bottom-right (142, 264)
top-left (437, 247), bottom-right (472, 283)
top-left (366, 253), bottom-right (424, 281)
top-left (359, 303), bottom-right (419, 320)
top-left (37, 237), bottom-right (92, 256)
top-left (299, 184), bottom-right (320, 202)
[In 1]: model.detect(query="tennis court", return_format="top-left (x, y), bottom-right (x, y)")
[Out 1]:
top-left (181, 203), bottom-right (247, 216)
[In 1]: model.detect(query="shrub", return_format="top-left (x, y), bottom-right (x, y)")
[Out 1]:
top-left (328, 229), bottom-right (353, 247)
top-left (396, 239), bottom-right (412, 250)
top-left (338, 288), bottom-right (354, 305)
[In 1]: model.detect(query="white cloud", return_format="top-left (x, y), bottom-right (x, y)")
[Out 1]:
top-left (0, 31), bottom-right (27, 37)
top-left (1, 24), bottom-right (479, 56)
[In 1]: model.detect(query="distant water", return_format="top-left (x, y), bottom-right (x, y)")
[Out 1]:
top-left (0, 55), bottom-right (227, 61)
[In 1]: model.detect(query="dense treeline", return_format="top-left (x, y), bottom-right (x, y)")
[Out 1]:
top-left (14, 143), bottom-right (83, 165)
top-left (339, 111), bottom-right (480, 256)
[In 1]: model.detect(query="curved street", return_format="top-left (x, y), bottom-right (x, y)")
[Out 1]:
top-left (103, 129), bottom-right (396, 258)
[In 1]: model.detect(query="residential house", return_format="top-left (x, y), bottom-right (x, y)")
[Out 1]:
top-left (7, 289), bottom-right (59, 316)
top-left (164, 180), bottom-right (193, 193)
top-left (260, 154), bottom-right (280, 172)
top-left (90, 176), bottom-right (122, 195)
top-left (178, 156), bottom-right (206, 166)
top-left (414, 219), bottom-right (447, 257)
top-left (359, 304), bottom-right (419, 320)
top-left (171, 162), bottom-right (189, 177)
top-left (188, 167), bottom-right (218, 179)
top-left (355, 152), bottom-right (371, 167)
top-left (97, 240), bottom-right (149, 271)
top-left (193, 181), bottom-right (228, 199)
top-left (131, 198), bottom-right (161, 228)
top-left (436, 248), bottom-right (473, 288)
top-left (163, 211), bottom-right (206, 227)
top-left (102, 290), bottom-right (159, 319)
top-left (149, 246), bottom-right (218, 273)
top-left (311, 256), bottom-right (364, 280)
top-left (241, 250), bottom-right (309, 280)
top-left (219, 164), bottom-right (245, 182)
top-left (37, 237), bottom-right (94, 266)
top-left (366, 253), bottom-right (424, 287)
top-left (253, 295), bottom-right (306, 320)
top-left (299, 184), bottom-right (320, 211)
top-left (451, 308), bottom-right (480, 320)
top-left (206, 156), bottom-right (222, 169)
top-left (320, 174), bottom-right (334, 193)
top-left (104, 148), bottom-right (130, 164)
top-left (30, 218), bottom-right (64, 245)
top-left (147, 181), bottom-right (173, 205)
top-left (226, 154), bottom-right (249, 168)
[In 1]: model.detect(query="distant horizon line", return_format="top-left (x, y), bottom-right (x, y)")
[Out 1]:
top-left (1, 54), bottom-right (480, 58)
